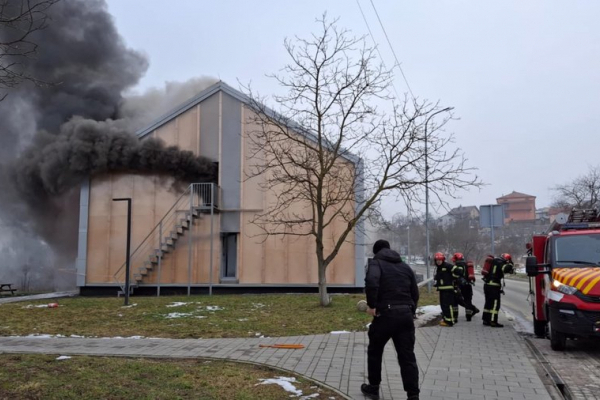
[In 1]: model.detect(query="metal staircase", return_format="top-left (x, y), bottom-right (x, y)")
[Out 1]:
top-left (113, 183), bottom-right (219, 296)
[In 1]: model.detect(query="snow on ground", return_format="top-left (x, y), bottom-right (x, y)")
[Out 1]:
top-left (330, 330), bottom-right (350, 334)
top-left (258, 376), bottom-right (323, 398)
top-left (166, 302), bottom-right (191, 308)
top-left (165, 312), bottom-right (193, 319)
top-left (55, 355), bottom-right (71, 360)
top-left (415, 305), bottom-right (442, 327)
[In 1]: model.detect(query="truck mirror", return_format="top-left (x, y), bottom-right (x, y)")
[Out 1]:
top-left (525, 256), bottom-right (538, 277)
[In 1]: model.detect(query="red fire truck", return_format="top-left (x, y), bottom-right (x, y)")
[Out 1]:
top-left (526, 209), bottom-right (600, 351)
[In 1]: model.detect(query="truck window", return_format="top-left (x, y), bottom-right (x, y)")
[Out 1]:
top-left (554, 234), bottom-right (600, 265)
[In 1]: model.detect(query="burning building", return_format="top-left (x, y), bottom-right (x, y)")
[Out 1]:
top-left (77, 82), bottom-right (366, 295)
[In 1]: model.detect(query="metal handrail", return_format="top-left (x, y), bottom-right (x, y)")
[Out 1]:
top-left (112, 183), bottom-right (218, 292)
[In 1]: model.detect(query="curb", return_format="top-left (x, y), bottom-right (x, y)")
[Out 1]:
top-left (523, 336), bottom-right (571, 400)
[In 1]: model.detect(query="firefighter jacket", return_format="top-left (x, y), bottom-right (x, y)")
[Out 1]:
top-left (365, 248), bottom-right (419, 311)
top-left (434, 261), bottom-right (461, 291)
top-left (484, 259), bottom-right (515, 287)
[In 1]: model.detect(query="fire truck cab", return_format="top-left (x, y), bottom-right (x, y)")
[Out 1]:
top-left (526, 209), bottom-right (600, 351)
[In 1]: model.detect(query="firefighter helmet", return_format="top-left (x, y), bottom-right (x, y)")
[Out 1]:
top-left (501, 253), bottom-right (512, 262)
top-left (434, 252), bottom-right (445, 262)
top-left (451, 252), bottom-right (464, 263)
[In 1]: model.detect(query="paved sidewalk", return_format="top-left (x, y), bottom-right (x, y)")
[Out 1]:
top-left (0, 315), bottom-right (554, 400)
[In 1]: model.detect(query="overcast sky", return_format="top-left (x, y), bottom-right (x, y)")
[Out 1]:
top-left (104, 0), bottom-right (600, 218)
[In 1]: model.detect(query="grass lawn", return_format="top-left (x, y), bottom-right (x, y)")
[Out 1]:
top-left (0, 288), bottom-right (438, 339)
top-left (0, 289), bottom-right (438, 399)
top-left (0, 354), bottom-right (345, 400)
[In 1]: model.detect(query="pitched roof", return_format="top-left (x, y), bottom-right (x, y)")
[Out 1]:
top-left (447, 205), bottom-right (479, 217)
top-left (496, 191), bottom-right (536, 200)
top-left (135, 81), bottom-right (360, 165)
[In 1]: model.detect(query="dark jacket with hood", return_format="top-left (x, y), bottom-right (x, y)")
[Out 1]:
top-left (365, 248), bottom-right (420, 311)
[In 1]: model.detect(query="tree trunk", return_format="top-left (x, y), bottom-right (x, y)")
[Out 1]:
top-left (318, 260), bottom-right (330, 307)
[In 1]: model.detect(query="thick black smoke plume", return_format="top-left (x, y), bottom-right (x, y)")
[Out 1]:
top-left (0, 0), bottom-right (217, 290)
top-left (13, 117), bottom-right (217, 200)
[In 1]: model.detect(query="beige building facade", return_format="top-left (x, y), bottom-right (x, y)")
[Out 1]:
top-left (75, 82), bottom-right (366, 293)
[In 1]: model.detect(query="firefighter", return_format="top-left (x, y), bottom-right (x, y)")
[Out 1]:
top-left (482, 253), bottom-right (515, 328)
top-left (434, 252), bottom-right (461, 327)
top-left (451, 252), bottom-right (480, 322)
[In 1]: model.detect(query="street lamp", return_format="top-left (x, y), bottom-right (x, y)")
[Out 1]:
top-left (424, 107), bottom-right (452, 291)
top-left (113, 198), bottom-right (132, 306)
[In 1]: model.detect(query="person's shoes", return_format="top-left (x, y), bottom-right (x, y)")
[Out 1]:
top-left (490, 322), bottom-right (504, 328)
top-left (466, 316), bottom-right (472, 321)
top-left (472, 307), bottom-right (480, 316)
top-left (482, 320), bottom-right (491, 326)
top-left (407, 394), bottom-right (420, 400)
top-left (439, 320), bottom-right (453, 327)
top-left (361, 383), bottom-right (380, 399)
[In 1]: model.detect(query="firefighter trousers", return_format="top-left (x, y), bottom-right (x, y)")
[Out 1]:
top-left (367, 307), bottom-right (419, 398)
top-left (439, 289), bottom-right (456, 325)
top-left (456, 284), bottom-right (479, 321)
top-left (482, 284), bottom-right (502, 324)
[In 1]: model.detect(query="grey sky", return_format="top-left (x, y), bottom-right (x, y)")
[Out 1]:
top-left (105, 0), bottom-right (600, 217)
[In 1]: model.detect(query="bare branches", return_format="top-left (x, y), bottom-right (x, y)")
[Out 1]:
top-left (0, 0), bottom-right (57, 99)
top-left (552, 165), bottom-right (600, 209)
top-left (242, 15), bottom-right (481, 303)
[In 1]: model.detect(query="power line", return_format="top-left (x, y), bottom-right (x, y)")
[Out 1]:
top-left (368, 0), bottom-right (416, 100)
top-left (355, 0), bottom-right (401, 101)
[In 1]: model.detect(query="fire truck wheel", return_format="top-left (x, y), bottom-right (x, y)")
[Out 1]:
top-left (550, 328), bottom-right (567, 351)
top-left (533, 319), bottom-right (547, 338)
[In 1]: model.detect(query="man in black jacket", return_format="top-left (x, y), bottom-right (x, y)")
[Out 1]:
top-left (361, 239), bottom-right (420, 400)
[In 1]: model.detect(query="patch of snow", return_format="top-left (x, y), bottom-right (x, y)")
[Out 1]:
top-left (252, 303), bottom-right (266, 308)
top-left (165, 312), bottom-right (193, 319)
top-left (257, 376), bottom-right (302, 396)
top-left (166, 302), bottom-right (189, 308)
top-left (206, 306), bottom-right (223, 311)
top-left (237, 318), bottom-right (248, 321)
top-left (69, 335), bottom-right (84, 338)
top-left (121, 303), bottom-right (137, 308)
top-left (22, 304), bottom-right (48, 309)
top-left (330, 330), bottom-right (350, 334)
top-left (414, 305), bottom-right (442, 328)
top-left (194, 316), bottom-right (207, 319)
top-left (299, 394), bottom-right (319, 399)
top-left (55, 356), bottom-right (71, 360)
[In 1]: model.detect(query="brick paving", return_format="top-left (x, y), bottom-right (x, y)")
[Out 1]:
top-left (529, 334), bottom-right (600, 400)
top-left (0, 313), bottom-right (555, 399)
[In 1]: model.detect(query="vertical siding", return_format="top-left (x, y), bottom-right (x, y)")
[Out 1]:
top-left (220, 93), bottom-right (242, 232)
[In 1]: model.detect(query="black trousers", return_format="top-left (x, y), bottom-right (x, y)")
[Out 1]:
top-left (456, 283), bottom-right (478, 319)
top-left (367, 307), bottom-right (419, 397)
top-left (482, 284), bottom-right (502, 323)
top-left (439, 289), bottom-right (456, 324)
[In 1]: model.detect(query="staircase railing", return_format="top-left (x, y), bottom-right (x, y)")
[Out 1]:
top-left (112, 183), bottom-right (219, 295)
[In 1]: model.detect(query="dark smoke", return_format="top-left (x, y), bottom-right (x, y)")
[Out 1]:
top-left (0, 0), bottom-right (217, 291)
top-left (13, 117), bottom-right (217, 199)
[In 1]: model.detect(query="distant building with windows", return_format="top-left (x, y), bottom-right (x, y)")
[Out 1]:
top-left (440, 205), bottom-right (480, 228)
top-left (496, 191), bottom-right (536, 223)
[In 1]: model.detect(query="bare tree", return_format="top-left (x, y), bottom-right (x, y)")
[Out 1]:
top-left (552, 165), bottom-right (600, 210)
top-left (244, 16), bottom-right (481, 306)
top-left (0, 0), bottom-right (58, 100)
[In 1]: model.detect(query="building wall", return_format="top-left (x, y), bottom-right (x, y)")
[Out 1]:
top-left (83, 90), bottom-right (357, 287)
top-left (498, 196), bottom-right (536, 222)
